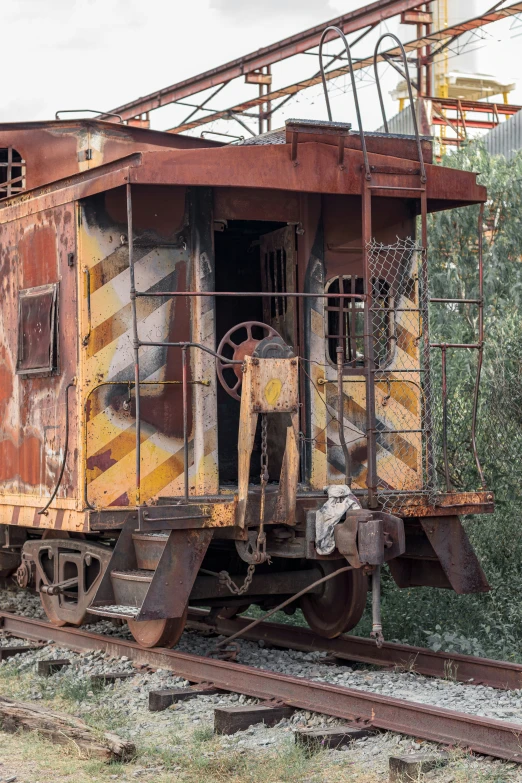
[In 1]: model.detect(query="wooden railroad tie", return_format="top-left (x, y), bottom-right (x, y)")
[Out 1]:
top-left (0, 646), bottom-right (42, 662)
top-left (214, 704), bottom-right (294, 735)
top-left (37, 659), bottom-right (71, 677)
top-left (91, 671), bottom-right (136, 687)
top-left (389, 751), bottom-right (449, 782)
top-left (295, 725), bottom-right (377, 752)
top-left (149, 686), bottom-right (221, 711)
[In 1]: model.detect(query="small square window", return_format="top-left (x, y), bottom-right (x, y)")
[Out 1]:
top-left (16, 283), bottom-right (59, 376)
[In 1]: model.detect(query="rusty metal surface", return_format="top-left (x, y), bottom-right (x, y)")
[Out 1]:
top-left (0, 110), bottom-right (493, 581)
top-left (137, 529), bottom-right (212, 621)
top-left (393, 491), bottom-right (494, 518)
top-left (186, 609), bottom-right (522, 692)
top-left (283, 125), bottom-right (433, 164)
top-left (0, 144), bottom-right (486, 230)
top-left (22, 539), bottom-right (112, 626)
top-left (0, 201), bottom-right (78, 511)
top-left (0, 121), bottom-right (220, 192)
top-left (1, 611), bottom-right (522, 763)
top-left (129, 146), bottom-right (486, 205)
top-left (80, 185), bottom-right (192, 509)
top-left (421, 516), bottom-right (490, 595)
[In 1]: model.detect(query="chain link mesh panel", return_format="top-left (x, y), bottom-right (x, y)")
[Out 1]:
top-left (367, 237), bottom-right (437, 512)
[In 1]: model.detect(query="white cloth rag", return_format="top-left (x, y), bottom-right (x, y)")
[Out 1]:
top-left (315, 484), bottom-right (361, 555)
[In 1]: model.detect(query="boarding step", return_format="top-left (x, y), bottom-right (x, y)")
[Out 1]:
top-left (88, 604), bottom-right (140, 619)
top-left (132, 532), bottom-right (168, 570)
top-left (111, 568), bottom-right (153, 608)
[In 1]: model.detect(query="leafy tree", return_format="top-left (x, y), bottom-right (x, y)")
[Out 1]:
top-left (360, 144), bottom-right (522, 659)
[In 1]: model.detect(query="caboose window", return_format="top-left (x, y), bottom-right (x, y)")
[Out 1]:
top-left (16, 284), bottom-right (59, 376)
top-left (325, 276), bottom-right (391, 367)
top-left (326, 275), bottom-right (365, 366)
top-left (0, 147), bottom-right (25, 198)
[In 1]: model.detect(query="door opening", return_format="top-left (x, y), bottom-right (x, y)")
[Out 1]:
top-left (214, 220), bottom-right (296, 485)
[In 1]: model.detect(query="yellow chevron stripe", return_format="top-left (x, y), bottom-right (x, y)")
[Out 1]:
top-left (85, 300), bottom-right (171, 381)
top-left (87, 433), bottom-right (184, 506)
top-left (89, 248), bottom-right (178, 329)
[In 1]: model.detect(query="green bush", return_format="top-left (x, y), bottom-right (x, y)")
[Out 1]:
top-left (355, 144), bottom-right (522, 661)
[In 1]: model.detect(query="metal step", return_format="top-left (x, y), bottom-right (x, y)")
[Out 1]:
top-left (132, 532), bottom-right (168, 570)
top-left (88, 604), bottom-right (140, 619)
top-left (111, 569), bottom-right (152, 608)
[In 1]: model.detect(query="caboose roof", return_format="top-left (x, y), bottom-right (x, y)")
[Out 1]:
top-left (0, 119), bottom-right (486, 223)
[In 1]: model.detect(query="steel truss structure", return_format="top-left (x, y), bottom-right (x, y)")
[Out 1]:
top-left (101, 1), bottom-right (522, 142)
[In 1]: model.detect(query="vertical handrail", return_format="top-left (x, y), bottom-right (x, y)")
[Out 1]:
top-left (82, 267), bottom-right (92, 346)
top-left (441, 344), bottom-right (451, 491)
top-left (362, 182), bottom-right (378, 508)
top-left (420, 189), bottom-right (435, 492)
top-left (126, 184), bottom-right (142, 519)
top-left (182, 345), bottom-right (189, 500)
top-left (471, 204), bottom-right (486, 488)
top-left (318, 25), bottom-right (371, 181)
top-left (336, 346), bottom-right (352, 487)
top-left (373, 33), bottom-right (427, 184)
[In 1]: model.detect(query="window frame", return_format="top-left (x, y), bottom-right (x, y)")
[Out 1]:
top-left (16, 283), bottom-right (60, 377)
top-left (0, 147), bottom-right (25, 199)
top-left (324, 275), bottom-right (392, 369)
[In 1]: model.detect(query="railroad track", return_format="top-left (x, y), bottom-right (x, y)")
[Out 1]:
top-left (1, 610), bottom-right (522, 763)
top-left (186, 608), bottom-right (522, 691)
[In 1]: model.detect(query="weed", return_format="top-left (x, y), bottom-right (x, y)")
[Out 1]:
top-left (83, 705), bottom-right (128, 733)
top-left (193, 724), bottom-right (215, 742)
top-left (55, 674), bottom-right (93, 703)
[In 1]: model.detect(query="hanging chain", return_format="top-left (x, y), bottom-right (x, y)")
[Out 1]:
top-left (218, 564), bottom-right (256, 596)
top-left (256, 414), bottom-right (269, 563)
top-left (209, 414), bottom-right (270, 598)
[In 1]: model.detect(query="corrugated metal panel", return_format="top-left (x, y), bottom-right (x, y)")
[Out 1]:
top-left (483, 110), bottom-right (522, 159)
top-left (375, 106), bottom-right (416, 136)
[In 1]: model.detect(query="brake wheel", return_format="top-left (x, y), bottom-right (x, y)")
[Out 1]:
top-left (216, 321), bottom-right (282, 400)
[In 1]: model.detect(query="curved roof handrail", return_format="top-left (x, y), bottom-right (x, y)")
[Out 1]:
top-left (373, 33), bottom-right (426, 184)
top-left (319, 25), bottom-right (371, 181)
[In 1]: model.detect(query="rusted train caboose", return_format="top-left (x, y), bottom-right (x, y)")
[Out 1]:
top-left (0, 39), bottom-right (493, 648)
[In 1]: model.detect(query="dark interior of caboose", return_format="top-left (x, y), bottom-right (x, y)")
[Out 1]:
top-left (214, 219), bottom-right (292, 485)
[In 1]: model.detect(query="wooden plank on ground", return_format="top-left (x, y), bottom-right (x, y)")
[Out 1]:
top-left (0, 696), bottom-right (135, 761)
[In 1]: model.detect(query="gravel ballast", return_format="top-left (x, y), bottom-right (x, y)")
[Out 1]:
top-left (2, 585), bottom-right (522, 781)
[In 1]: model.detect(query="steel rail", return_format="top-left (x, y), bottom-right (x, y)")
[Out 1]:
top-left (186, 610), bottom-right (522, 692)
top-left (1, 611), bottom-right (522, 762)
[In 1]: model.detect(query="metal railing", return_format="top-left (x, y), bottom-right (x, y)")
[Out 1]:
top-left (429, 204), bottom-right (486, 490)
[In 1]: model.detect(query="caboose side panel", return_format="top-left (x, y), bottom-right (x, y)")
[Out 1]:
top-left (80, 185), bottom-right (202, 508)
top-left (0, 203), bottom-right (80, 526)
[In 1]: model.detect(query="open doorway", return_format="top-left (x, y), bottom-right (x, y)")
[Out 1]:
top-left (214, 219), bottom-right (296, 485)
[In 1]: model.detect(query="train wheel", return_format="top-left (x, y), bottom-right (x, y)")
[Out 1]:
top-left (39, 592), bottom-right (78, 627)
top-left (128, 607), bottom-right (188, 648)
top-left (300, 560), bottom-right (367, 638)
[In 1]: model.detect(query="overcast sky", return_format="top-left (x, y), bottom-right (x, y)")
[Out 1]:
top-left (3, 0), bottom-right (522, 137)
